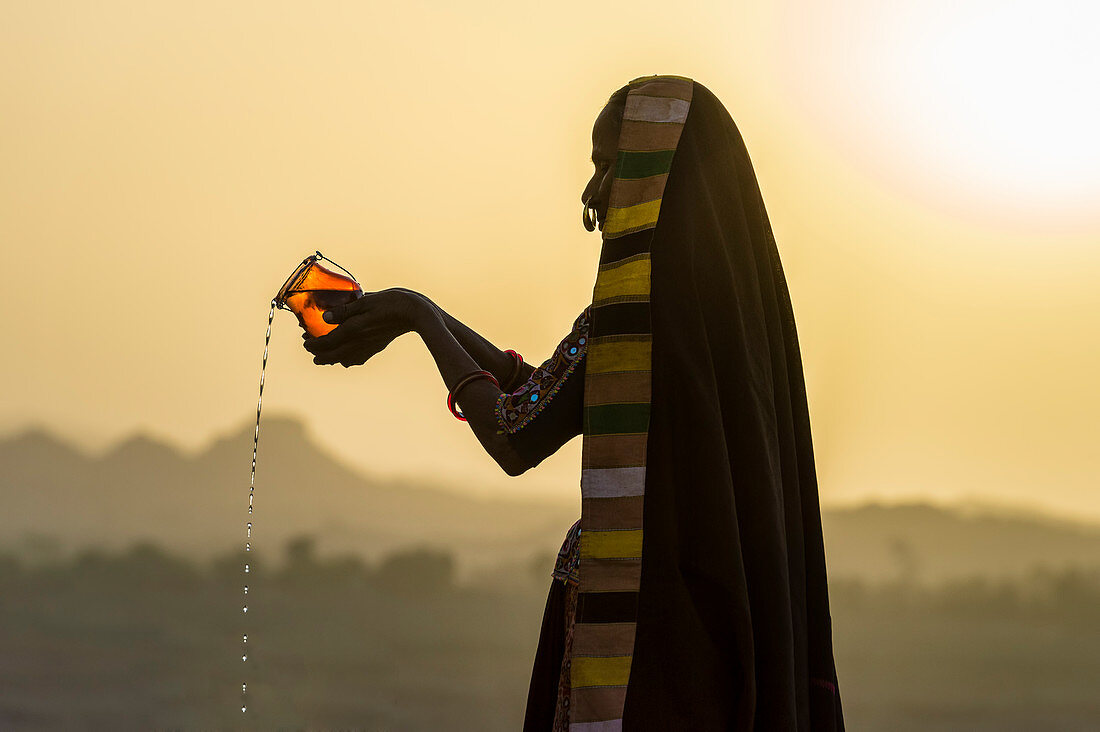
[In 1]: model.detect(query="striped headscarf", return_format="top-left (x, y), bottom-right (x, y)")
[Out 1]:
top-left (572, 74), bottom-right (694, 730)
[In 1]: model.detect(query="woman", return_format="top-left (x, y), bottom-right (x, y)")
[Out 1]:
top-left (305, 75), bottom-right (845, 731)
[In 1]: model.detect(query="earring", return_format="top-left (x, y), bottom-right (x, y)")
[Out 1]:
top-left (582, 197), bottom-right (598, 232)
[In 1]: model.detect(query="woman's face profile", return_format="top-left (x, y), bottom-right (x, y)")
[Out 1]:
top-left (581, 103), bottom-right (621, 231)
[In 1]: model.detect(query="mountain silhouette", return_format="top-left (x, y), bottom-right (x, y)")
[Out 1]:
top-left (821, 501), bottom-right (1100, 582)
top-left (0, 415), bottom-right (579, 572)
top-left (3, 416), bottom-right (1100, 582)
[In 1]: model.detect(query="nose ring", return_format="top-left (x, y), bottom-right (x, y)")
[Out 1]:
top-left (582, 196), bottom-right (598, 232)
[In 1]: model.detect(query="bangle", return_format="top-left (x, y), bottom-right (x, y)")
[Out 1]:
top-left (502, 349), bottom-right (524, 392)
top-left (448, 370), bottom-right (500, 421)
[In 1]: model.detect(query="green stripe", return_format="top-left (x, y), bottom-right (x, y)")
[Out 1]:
top-left (615, 149), bottom-right (676, 180)
top-left (584, 403), bottom-right (651, 435)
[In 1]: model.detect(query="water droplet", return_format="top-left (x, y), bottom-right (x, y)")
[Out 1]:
top-left (247, 522), bottom-right (252, 537)
top-left (242, 606), bottom-right (248, 613)
top-left (248, 505), bottom-right (253, 515)
top-left (243, 585), bottom-right (249, 594)
top-left (244, 564), bottom-right (250, 573)
top-left (242, 683), bottom-right (247, 693)
top-left (242, 654), bottom-right (247, 661)
top-left (246, 543), bottom-right (251, 552)
top-left (241, 706), bottom-right (247, 713)
top-left (243, 634), bottom-right (248, 642)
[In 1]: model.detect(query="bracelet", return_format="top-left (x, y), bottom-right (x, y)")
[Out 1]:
top-left (448, 370), bottom-right (500, 421)
top-left (502, 349), bottom-right (524, 392)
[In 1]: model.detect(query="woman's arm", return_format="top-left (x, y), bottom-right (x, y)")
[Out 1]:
top-left (303, 288), bottom-right (535, 390)
top-left (411, 306), bottom-right (532, 476)
top-left (404, 291), bottom-right (536, 391)
top-left (303, 289), bottom-right (533, 476)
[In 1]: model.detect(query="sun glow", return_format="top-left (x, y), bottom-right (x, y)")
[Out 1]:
top-left (780, 0), bottom-right (1100, 227)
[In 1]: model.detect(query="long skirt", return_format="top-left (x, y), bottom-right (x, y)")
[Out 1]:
top-left (522, 576), bottom-right (580, 731)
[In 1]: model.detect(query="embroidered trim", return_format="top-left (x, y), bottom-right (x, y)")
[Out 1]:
top-left (551, 519), bottom-right (582, 586)
top-left (494, 307), bottom-right (591, 435)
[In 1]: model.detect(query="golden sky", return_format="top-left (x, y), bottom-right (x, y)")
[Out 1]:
top-left (2, 1), bottom-right (1098, 518)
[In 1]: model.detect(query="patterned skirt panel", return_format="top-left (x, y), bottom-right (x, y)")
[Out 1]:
top-left (550, 520), bottom-right (581, 732)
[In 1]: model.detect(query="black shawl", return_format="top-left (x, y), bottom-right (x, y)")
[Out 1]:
top-left (624, 78), bottom-right (844, 730)
top-left (523, 76), bottom-right (844, 731)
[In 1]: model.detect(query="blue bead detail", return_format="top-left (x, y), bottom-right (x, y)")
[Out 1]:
top-left (493, 304), bottom-right (591, 435)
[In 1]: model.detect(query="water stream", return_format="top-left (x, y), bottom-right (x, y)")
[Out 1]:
top-left (241, 300), bottom-right (276, 714)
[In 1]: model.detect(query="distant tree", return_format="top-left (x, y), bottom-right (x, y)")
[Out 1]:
top-left (277, 534), bottom-right (321, 586)
top-left (117, 542), bottom-right (198, 586)
top-left (0, 552), bottom-right (21, 587)
top-left (888, 537), bottom-right (921, 587)
top-left (374, 546), bottom-right (455, 597)
top-left (1032, 566), bottom-right (1100, 618)
top-left (827, 577), bottom-right (869, 611)
top-left (934, 575), bottom-right (1021, 619)
top-left (320, 554), bottom-right (371, 587)
top-left (65, 543), bottom-right (198, 589)
top-left (284, 535), bottom-right (318, 570)
top-left (19, 533), bottom-right (63, 566)
top-left (209, 549), bottom-right (258, 584)
top-left (277, 536), bottom-right (371, 588)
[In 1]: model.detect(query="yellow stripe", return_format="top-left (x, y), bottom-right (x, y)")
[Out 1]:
top-left (587, 339), bottom-right (651, 374)
top-left (581, 529), bottom-right (643, 559)
top-left (592, 256), bottom-right (650, 301)
top-left (571, 655), bottom-right (634, 688)
top-left (603, 198), bottom-right (662, 237)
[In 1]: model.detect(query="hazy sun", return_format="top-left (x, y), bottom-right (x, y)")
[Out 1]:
top-left (780, 0), bottom-right (1100, 226)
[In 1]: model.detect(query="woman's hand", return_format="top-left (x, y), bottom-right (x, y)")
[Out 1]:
top-left (303, 288), bottom-right (429, 367)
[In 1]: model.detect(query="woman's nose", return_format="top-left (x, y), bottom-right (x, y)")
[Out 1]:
top-left (581, 177), bottom-right (598, 205)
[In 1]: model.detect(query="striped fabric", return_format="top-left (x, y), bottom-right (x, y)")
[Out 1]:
top-left (571, 75), bottom-right (693, 731)
top-left (602, 76), bottom-right (694, 241)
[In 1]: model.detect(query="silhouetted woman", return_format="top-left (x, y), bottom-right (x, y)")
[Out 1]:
top-left (305, 75), bottom-right (845, 731)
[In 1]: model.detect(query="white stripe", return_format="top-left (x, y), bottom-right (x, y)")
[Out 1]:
top-left (582, 467), bottom-right (646, 498)
top-left (570, 720), bottom-right (623, 732)
top-left (623, 95), bottom-right (690, 124)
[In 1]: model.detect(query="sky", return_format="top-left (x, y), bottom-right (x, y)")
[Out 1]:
top-left (2, 1), bottom-right (1098, 518)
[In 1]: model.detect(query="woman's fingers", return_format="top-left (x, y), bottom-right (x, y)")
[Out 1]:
top-left (313, 342), bottom-right (378, 367)
top-left (311, 340), bottom-right (355, 364)
top-left (311, 324), bottom-right (405, 366)
top-left (322, 290), bottom-right (377, 326)
top-left (308, 329), bottom-right (376, 361)
top-left (303, 331), bottom-right (344, 354)
top-left (304, 313), bottom-right (372, 353)
top-left (307, 300), bottom-right (391, 354)
top-left (304, 302), bottom-right (408, 363)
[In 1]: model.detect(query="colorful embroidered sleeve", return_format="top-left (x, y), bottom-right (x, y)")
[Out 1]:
top-left (494, 306), bottom-right (590, 435)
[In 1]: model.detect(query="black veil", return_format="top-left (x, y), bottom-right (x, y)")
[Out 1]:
top-left (621, 81), bottom-right (845, 730)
